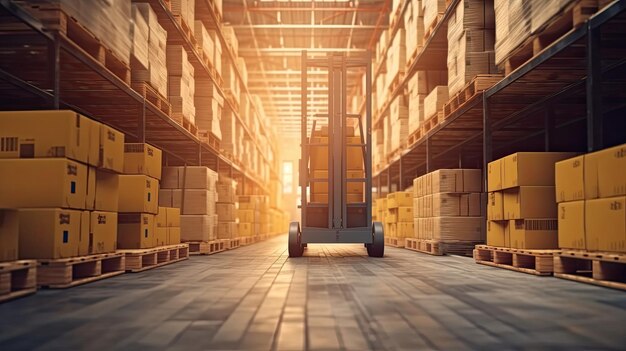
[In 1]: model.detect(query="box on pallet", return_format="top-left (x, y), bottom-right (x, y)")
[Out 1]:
top-left (181, 215), bottom-right (216, 241)
top-left (509, 219), bottom-right (558, 249)
top-left (87, 211), bottom-right (117, 254)
top-left (172, 189), bottom-right (215, 215)
top-left (131, 3), bottom-right (168, 97)
top-left (432, 217), bottom-right (484, 241)
top-left (432, 193), bottom-right (481, 217)
top-left (387, 192), bottom-right (412, 209)
top-left (555, 155), bottom-right (584, 202)
top-left (88, 169), bottom-right (119, 212)
top-left (18, 208), bottom-right (83, 259)
top-left (585, 197), bottom-right (626, 252)
top-left (503, 186), bottom-right (556, 220)
top-left (487, 191), bottom-right (504, 221)
top-left (100, 124), bottom-right (125, 173)
top-left (423, 86), bottom-right (448, 120)
top-left (0, 210), bottom-right (18, 262)
top-left (118, 175), bottom-right (159, 214)
top-left (117, 213), bottom-right (155, 249)
top-left (558, 200), bottom-right (585, 250)
top-left (486, 220), bottom-right (509, 247)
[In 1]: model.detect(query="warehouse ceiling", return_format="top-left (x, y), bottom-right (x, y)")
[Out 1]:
top-left (223, 0), bottom-right (389, 136)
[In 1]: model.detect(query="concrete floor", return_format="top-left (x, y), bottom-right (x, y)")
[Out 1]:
top-left (1, 235), bottom-right (625, 351)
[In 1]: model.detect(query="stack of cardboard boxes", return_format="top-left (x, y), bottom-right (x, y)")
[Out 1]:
top-left (407, 71), bottom-right (447, 137)
top-left (160, 166), bottom-right (218, 243)
top-left (155, 206), bottom-right (181, 247)
top-left (422, 0), bottom-right (447, 35)
top-left (167, 45), bottom-right (196, 126)
top-left (487, 152), bottom-right (575, 249)
top-left (446, 0), bottom-right (497, 96)
top-left (170, 0), bottom-right (195, 33)
top-left (217, 175), bottom-right (238, 241)
top-left (131, 3), bottom-right (168, 97)
top-left (403, 0), bottom-right (425, 63)
top-left (386, 192), bottom-right (414, 242)
top-left (238, 195), bottom-right (261, 238)
top-left (118, 143), bottom-right (165, 249)
top-left (557, 144), bottom-right (626, 253)
top-left (413, 169), bottom-right (483, 245)
top-left (0, 110), bottom-right (123, 260)
top-left (375, 198), bottom-right (387, 225)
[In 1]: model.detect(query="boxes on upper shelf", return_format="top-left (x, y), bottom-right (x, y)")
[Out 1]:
top-left (423, 86), bottom-right (448, 120)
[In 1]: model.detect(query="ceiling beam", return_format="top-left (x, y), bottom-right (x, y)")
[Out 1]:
top-left (229, 24), bottom-right (378, 29)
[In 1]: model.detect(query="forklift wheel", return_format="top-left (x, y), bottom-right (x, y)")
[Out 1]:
top-left (367, 222), bottom-right (385, 257)
top-left (288, 222), bottom-right (304, 257)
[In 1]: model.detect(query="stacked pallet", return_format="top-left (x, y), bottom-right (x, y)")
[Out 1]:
top-left (407, 71), bottom-right (446, 138)
top-left (422, 0), bottom-right (447, 38)
top-left (0, 110), bottom-right (126, 289)
top-left (217, 175), bottom-right (238, 244)
top-left (411, 169), bottom-right (483, 255)
top-left (447, 0), bottom-right (497, 96)
top-left (423, 85), bottom-right (448, 122)
top-left (131, 3), bottom-right (168, 98)
top-left (554, 144), bottom-right (626, 289)
top-left (160, 166), bottom-right (218, 252)
top-left (385, 192), bottom-right (414, 247)
top-left (168, 45), bottom-right (196, 128)
top-left (403, 0), bottom-right (425, 64)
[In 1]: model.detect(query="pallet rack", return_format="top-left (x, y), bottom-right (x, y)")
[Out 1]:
top-left (0, 0), bottom-right (279, 197)
top-left (368, 0), bottom-right (626, 199)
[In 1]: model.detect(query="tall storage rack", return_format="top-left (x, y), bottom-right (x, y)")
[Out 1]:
top-left (0, 0), bottom-right (279, 197)
top-left (370, 0), bottom-right (626, 197)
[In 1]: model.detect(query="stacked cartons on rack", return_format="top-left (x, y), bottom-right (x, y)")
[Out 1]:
top-left (195, 76), bottom-right (223, 141)
top-left (132, 3), bottom-right (168, 97)
top-left (0, 110), bottom-right (124, 259)
top-left (388, 94), bottom-right (409, 157)
top-left (407, 71), bottom-right (447, 137)
top-left (422, 0), bottom-right (447, 36)
top-left (118, 143), bottom-right (164, 249)
top-left (404, 0), bottom-right (425, 62)
top-left (217, 175), bottom-right (238, 241)
top-left (486, 152), bottom-right (575, 249)
top-left (171, 0), bottom-right (195, 34)
top-left (446, 0), bottom-right (497, 96)
top-left (423, 85), bottom-right (448, 120)
top-left (167, 45), bottom-right (196, 126)
top-left (160, 167), bottom-right (218, 242)
top-left (413, 169), bottom-right (483, 253)
top-left (387, 29), bottom-right (406, 85)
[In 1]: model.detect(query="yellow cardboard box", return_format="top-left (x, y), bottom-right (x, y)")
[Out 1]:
top-left (18, 208), bottom-right (82, 259)
top-left (487, 191), bottom-right (503, 221)
top-left (117, 213), bottom-right (155, 249)
top-left (159, 189), bottom-right (173, 207)
top-left (99, 124), bottom-right (125, 173)
top-left (181, 215), bottom-right (214, 241)
top-left (0, 110), bottom-right (99, 166)
top-left (156, 207), bottom-right (167, 227)
top-left (585, 197), bottom-right (626, 252)
top-left (95, 170), bottom-right (119, 212)
top-left (584, 151), bottom-right (601, 199)
top-left (346, 136), bottom-right (364, 170)
top-left (431, 169), bottom-right (482, 193)
top-left (161, 167), bottom-right (179, 189)
top-left (239, 222), bottom-right (253, 236)
top-left (0, 210), bottom-right (18, 262)
top-left (502, 152), bottom-right (576, 190)
top-left (89, 211), bottom-right (117, 254)
top-left (79, 211), bottom-right (90, 256)
top-left (168, 227), bottom-right (181, 244)
top-left (558, 200), bottom-right (585, 250)
top-left (432, 217), bottom-right (483, 241)
top-left (309, 136), bottom-right (328, 171)
top-left (487, 158), bottom-right (502, 192)
top-left (387, 192), bottom-right (412, 208)
top-left (397, 207), bottom-right (413, 222)
top-left (555, 155), bottom-right (584, 203)
top-left (118, 175), bottom-right (159, 214)
top-left (123, 143), bottom-right (163, 180)
top-left (398, 222), bottom-right (414, 237)
top-left (486, 220), bottom-right (509, 247)
top-left (310, 170), bottom-right (364, 194)
top-left (155, 227), bottom-right (168, 246)
top-left (86, 167), bottom-right (96, 210)
top-left (166, 207), bottom-right (180, 227)
top-left (238, 209), bottom-right (255, 223)
top-left (503, 186), bottom-right (556, 220)
top-left (217, 203), bottom-right (236, 221)
top-left (172, 189), bottom-right (214, 215)
top-left (178, 166), bottom-right (217, 190)
top-left (597, 144), bottom-right (626, 198)
top-left (218, 221), bottom-right (237, 240)
top-left (509, 219), bottom-right (558, 249)
top-left (0, 158), bottom-right (87, 210)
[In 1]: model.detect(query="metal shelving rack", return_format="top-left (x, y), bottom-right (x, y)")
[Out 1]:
top-left (0, 0), bottom-right (280, 195)
top-left (370, 0), bottom-right (626, 195)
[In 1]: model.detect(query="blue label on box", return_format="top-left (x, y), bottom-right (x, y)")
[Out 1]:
top-left (63, 230), bottom-right (69, 243)
top-left (148, 192), bottom-right (151, 202)
top-left (70, 181), bottom-right (76, 194)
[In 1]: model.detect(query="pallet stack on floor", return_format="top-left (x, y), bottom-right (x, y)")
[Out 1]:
top-left (216, 175), bottom-right (239, 248)
top-left (554, 144), bottom-right (626, 290)
top-left (408, 169), bottom-right (484, 256)
top-left (475, 152), bottom-right (576, 275)
top-left (384, 192), bottom-right (414, 247)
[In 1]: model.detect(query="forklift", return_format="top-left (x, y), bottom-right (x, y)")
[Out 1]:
top-left (288, 51), bottom-right (384, 258)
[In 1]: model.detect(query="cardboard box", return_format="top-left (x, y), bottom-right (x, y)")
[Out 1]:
top-left (99, 124), bottom-right (125, 173)
top-left (597, 144), bottom-right (626, 198)
top-left (398, 222), bottom-right (414, 238)
top-left (503, 186), bottom-right (556, 220)
top-left (584, 151), bottom-right (600, 200)
top-left (0, 110), bottom-right (98, 166)
top-left (117, 213), bottom-right (155, 249)
top-left (509, 219), bottom-right (558, 249)
top-left (585, 197), bottom-right (626, 252)
top-left (486, 220), bottom-right (509, 247)
top-left (487, 191), bottom-right (504, 221)
top-left (18, 208), bottom-right (82, 259)
top-left (487, 158), bottom-right (502, 192)
top-left (173, 189), bottom-right (215, 215)
top-left (387, 192), bottom-right (412, 208)
top-left (89, 211), bottom-right (117, 254)
top-left (118, 175), bottom-right (159, 214)
top-left (238, 209), bottom-right (255, 223)
top-left (179, 166), bottom-right (218, 190)
top-left (239, 222), bottom-right (254, 236)
top-left (161, 167), bottom-right (179, 189)
top-left (432, 193), bottom-right (482, 217)
top-left (159, 189), bottom-right (173, 207)
top-left (558, 200), bottom-right (585, 250)
top-left (396, 207), bottom-right (413, 222)
top-left (0, 210), bottom-right (18, 262)
top-left (218, 221), bottom-right (237, 239)
top-left (123, 143), bottom-right (163, 180)
top-left (168, 227), bottom-right (181, 244)
top-left (95, 170), bottom-right (119, 212)
top-left (431, 169), bottom-right (482, 193)
top-left (181, 215), bottom-right (214, 241)
top-left (502, 152), bottom-right (576, 190)
top-left (155, 227), bottom-right (168, 246)
top-left (156, 207), bottom-right (167, 227)
top-left (86, 167), bottom-right (96, 210)
top-left (555, 155), bottom-right (584, 203)
top-left (432, 217), bottom-right (483, 241)
top-left (217, 203), bottom-right (236, 221)
top-left (166, 207), bottom-right (180, 227)
top-left (78, 211), bottom-right (90, 256)
top-left (0, 158), bottom-right (87, 210)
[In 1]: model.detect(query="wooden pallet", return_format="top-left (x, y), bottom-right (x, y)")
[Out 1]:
top-left (442, 74), bottom-right (503, 118)
top-left (199, 129), bottom-right (221, 150)
top-left (25, 4), bottom-right (131, 85)
top-left (404, 238), bottom-right (444, 256)
top-left (387, 71), bottom-right (405, 94)
top-left (554, 250), bottom-right (626, 291)
top-left (187, 240), bottom-right (227, 255)
top-left (500, 0), bottom-right (598, 76)
top-left (239, 236), bottom-right (255, 246)
top-left (131, 81), bottom-right (171, 116)
top-left (170, 113), bottom-right (198, 136)
top-left (225, 91), bottom-right (239, 112)
top-left (118, 244), bottom-right (189, 273)
top-left (420, 114), bottom-right (440, 135)
top-left (423, 14), bottom-right (444, 40)
top-left (407, 129), bottom-right (422, 146)
top-left (0, 260), bottom-right (37, 303)
top-left (473, 245), bottom-right (559, 276)
top-left (385, 236), bottom-right (405, 248)
top-left (406, 48), bottom-right (419, 70)
top-left (173, 16), bottom-right (196, 47)
top-left (38, 252), bottom-right (124, 289)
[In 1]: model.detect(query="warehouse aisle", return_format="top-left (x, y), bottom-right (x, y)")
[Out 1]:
top-left (1, 236), bottom-right (625, 351)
